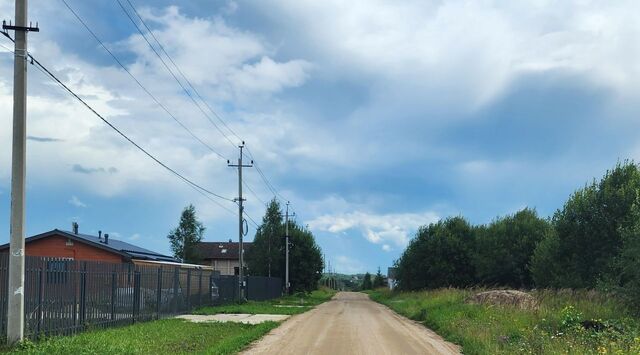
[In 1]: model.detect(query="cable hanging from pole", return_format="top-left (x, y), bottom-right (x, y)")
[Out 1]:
top-left (59, 0), bottom-right (228, 161)
top-left (115, 0), bottom-right (239, 150)
top-left (1, 31), bottom-right (236, 208)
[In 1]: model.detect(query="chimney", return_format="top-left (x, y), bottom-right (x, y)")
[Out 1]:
top-left (98, 230), bottom-right (102, 239)
top-left (72, 222), bottom-right (79, 235)
top-left (104, 233), bottom-right (109, 244)
top-left (229, 238), bottom-right (232, 243)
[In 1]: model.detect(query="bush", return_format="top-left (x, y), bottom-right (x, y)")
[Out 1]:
top-left (474, 208), bottom-right (551, 288)
top-left (395, 217), bottom-right (475, 290)
top-left (532, 162), bottom-right (640, 288)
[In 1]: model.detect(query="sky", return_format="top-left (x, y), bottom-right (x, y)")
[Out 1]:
top-left (1, 0), bottom-right (640, 275)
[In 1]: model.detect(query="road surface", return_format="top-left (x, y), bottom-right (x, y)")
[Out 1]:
top-left (242, 292), bottom-right (460, 355)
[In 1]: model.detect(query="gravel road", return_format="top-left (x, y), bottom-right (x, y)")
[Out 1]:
top-left (241, 291), bottom-right (461, 355)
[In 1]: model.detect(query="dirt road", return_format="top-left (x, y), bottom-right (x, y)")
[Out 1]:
top-left (242, 292), bottom-right (460, 355)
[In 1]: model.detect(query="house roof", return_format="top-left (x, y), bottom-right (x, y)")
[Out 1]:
top-left (196, 241), bottom-right (252, 260)
top-left (0, 229), bottom-right (178, 262)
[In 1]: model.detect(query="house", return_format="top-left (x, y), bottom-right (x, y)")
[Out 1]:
top-left (195, 240), bottom-right (252, 276)
top-left (0, 224), bottom-right (179, 265)
top-left (387, 267), bottom-right (398, 290)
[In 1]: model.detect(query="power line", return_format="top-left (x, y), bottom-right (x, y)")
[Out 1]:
top-left (115, 0), bottom-right (238, 149)
top-left (115, 0), bottom-right (297, 214)
top-left (1, 31), bottom-right (236, 209)
top-left (243, 210), bottom-right (260, 229)
top-left (59, 0), bottom-right (228, 161)
top-left (243, 180), bottom-right (267, 206)
top-left (123, 0), bottom-right (243, 145)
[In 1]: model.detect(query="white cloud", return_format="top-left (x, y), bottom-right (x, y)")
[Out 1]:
top-left (308, 210), bottom-right (439, 248)
top-left (68, 196), bottom-right (87, 208)
top-left (267, 1), bottom-right (640, 108)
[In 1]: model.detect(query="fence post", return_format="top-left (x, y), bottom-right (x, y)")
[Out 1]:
top-left (198, 270), bottom-right (202, 307)
top-left (156, 268), bottom-right (162, 318)
top-left (79, 262), bottom-right (87, 326)
top-left (36, 266), bottom-right (43, 337)
top-left (186, 269), bottom-right (191, 311)
top-left (111, 271), bottom-right (116, 321)
top-left (133, 271), bottom-right (140, 323)
top-left (172, 267), bottom-right (179, 314)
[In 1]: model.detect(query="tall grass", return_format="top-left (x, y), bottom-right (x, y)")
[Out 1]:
top-left (369, 288), bottom-right (640, 355)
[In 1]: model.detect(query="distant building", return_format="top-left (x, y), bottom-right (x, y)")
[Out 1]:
top-left (196, 240), bottom-right (252, 276)
top-left (387, 267), bottom-right (398, 290)
top-left (0, 225), bottom-right (178, 264)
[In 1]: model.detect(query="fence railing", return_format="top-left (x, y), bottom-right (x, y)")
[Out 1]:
top-left (0, 254), bottom-right (282, 339)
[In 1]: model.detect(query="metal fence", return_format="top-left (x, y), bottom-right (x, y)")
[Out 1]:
top-left (0, 254), bottom-right (282, 339)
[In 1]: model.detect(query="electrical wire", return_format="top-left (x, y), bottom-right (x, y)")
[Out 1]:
top-left (1, 31), bottom-right (236, 211)
top-left (59, 0), bottom-right (228, 161)
top-left (124, 0), bottom-right (243, 145)
top-left (116, 0), bottom-right (296, 213)
top-left (115, 0), bottom-right (238, 149)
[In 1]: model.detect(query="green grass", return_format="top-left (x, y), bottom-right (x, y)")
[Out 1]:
top-left (369, 288), bottom-right (640, 355)
top-left (4, 319), bottom-right (278, 354)
top-left (194, 288), bottom-right (336, 316)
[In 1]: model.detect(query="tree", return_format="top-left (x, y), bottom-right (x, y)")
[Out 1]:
top-left (167, 204), bottom-right (205, 264)
top-left (473, 208), bottom-right (551, 288)
top-left (362, 272), bottom-right (372, 290)
top-left (395, 216), bottom-right (476, 290)
top-left (246, 199), bottom-right (324, 292)
top-left (602, 199), bottom-right (640, 313)
top-left (373, 267), bottom-right (385, 288)
top-left (287, 223), bottom-right (324, 292)
top-left (246, 199), bottom-right (284, 278)
top-left (531, 162), bottom-right (640, 288)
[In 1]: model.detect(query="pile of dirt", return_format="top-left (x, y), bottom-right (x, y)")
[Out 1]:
top-left (466, 290), bottom-right (538, 310)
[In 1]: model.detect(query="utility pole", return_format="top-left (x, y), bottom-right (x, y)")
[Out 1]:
top-left (4, 1), bottom-right (38, 344)
top-left (285, 202), bottom-right (289, 294)
top-left (284, 202), bottom-right (295, 295)
top-left (228, 142), bottom-right (252, 301)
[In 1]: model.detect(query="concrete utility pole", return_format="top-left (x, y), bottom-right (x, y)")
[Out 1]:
top-left (4, 0), bottom-right (38, 344)
top-left (280, 203), bottom-right (295, 294)
top-left (284, 202), bottom-right (290, 294)
top-left (228, 142), bottom-right (252, 301)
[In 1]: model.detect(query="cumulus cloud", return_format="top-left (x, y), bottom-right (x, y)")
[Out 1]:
top-left (308, 210), bottom-right (439, 248)
top-left (268, 0), bottom-right (640, 107)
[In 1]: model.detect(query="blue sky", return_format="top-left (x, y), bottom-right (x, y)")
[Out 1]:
top-left (1, 1), bottom-right (640, 274)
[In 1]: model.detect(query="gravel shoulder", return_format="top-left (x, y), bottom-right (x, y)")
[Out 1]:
top-left (241, 291), bottom-right (461, 355)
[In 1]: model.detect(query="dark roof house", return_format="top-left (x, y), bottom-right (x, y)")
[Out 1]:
top-left (0, 228), bottom-right (178, 263)
top-left (196, 240), bottom-right (252, 275)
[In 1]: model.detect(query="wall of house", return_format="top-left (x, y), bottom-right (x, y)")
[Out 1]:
top-left (22, 235), bottom-right (124, 263)
top-left (210, 259), bottom-right (239, 275)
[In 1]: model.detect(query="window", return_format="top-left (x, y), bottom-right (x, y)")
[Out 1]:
top-left (221, 249), bottom-right (227, 254)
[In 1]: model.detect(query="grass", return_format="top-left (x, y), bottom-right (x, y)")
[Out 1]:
top-left (4, 319), bottom-right (278, 354)
top-left (368, 288), bottom-right (640, 355)
top-left (194, 288), bottom-right (336, 316)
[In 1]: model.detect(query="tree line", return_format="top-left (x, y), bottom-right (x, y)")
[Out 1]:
top-left (395, 161), bottom-right (640, 311)
top-left (166, 199), bottom-right (324, 293)
top-left (246, 199), bottom-right (324, 292)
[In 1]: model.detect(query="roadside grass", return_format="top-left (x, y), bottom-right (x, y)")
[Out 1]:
top-left (3, 319), bottom-right (278, 354)
top-left (368, 288), bottom-right (640, 355)
top-left (194, 287), bottom-right (336, 316)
